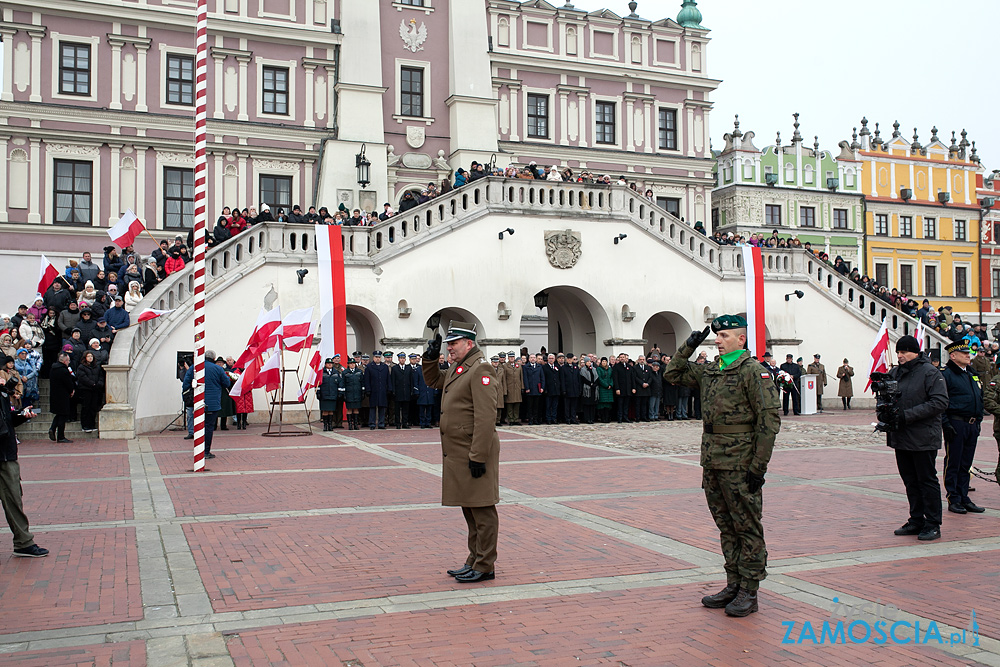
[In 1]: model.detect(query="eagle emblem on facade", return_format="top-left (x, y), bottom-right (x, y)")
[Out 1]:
top-left (399, 19), bottom-right (427, 53)
top-left (544, 229), bottom-right (582, 269)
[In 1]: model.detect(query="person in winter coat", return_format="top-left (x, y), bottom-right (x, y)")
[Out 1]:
top-left (27, 296), bottom-right (47, 323)
top-left (75, 350), bottom-right (104, 432)
top-left (228, 209), bottom-right (247, 235)
top-left (363, 352), bottom-right (391, 429)
top-left (103, 246), bottom-right (124, 276)
top-left (164, 248), bottom-right (185, 276)
top-left (39, 312), bottom-right (61, 379)
top-left (213, 216), bottom-right (232, 244)
top-left (44, 280), bottom-right (74, 313)
top-left (611, 354), bottom-right (634, 423)
top-left (57, 301), bottom-right (81, 337)
top-left (837, 359), bottom-right (854, 409)
top-left (75, 309), bottom-right (99, 344)
top-left (0, 334), bottom-right (16, 362)
top-left (579, 358), bottom-right (599, 424)
top-left (521, 354), bottom-right (545, 425)
top-left (341, 359), bottom-right (365, 429)
top-left (561, 354), bottom-right (583, 424)
top-left (125, 281), bottom-right (143, 311)
top-left (0, 375), bottom-right (49, 558)
top-left (317, 358), bottom-right (344, 431)
top-left (389, 353), bottom-right (414, 429)
top-left (453, 168), bottom-right (468, 189)
top-left (14, 347), bottom-right (40, 405)
top-left (64, 331), bottom-right (87, 369)
top-left (596, 357), bottom-right (614, 422)
top-left (18, 313), bottom-right (44, 348)
top-left (49, 351), bottom-right (77, 442)
top-left (87, 339), bottom-right (109, 367)
top-left (104, 296), bottom-right (130, 332)
top-left (0, 355), bottom-right (22, 410)
top-left (415, 359), bottom-right (435, 428)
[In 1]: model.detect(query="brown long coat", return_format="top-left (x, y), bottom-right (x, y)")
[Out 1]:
top-left (492, 361), bottom-right (507, 408)
top-left (836, 365), bottom-right (854, 398)
top-left (423, 345), bottom-right (500, 507)
top-left (503, 361), bottom-right (523, 403)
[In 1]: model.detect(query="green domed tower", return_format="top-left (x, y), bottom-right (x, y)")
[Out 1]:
top-left (677, 0), bottom-right (704, 29)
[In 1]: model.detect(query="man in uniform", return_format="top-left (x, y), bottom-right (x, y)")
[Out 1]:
top-left (503, 351), bottom-right (523, 425)
top-left (490, 355), bottom-right (507, 426)
top-left (363, 351), bottom-right (390, 429)
top-left (940, 340), bottom-right (986, 515)
top-left (522, 354), bottom-right (544, 425)
top-left (779, 354), bottom-right (802, 415)
top-left (330, 354), bottom-right (346, 429)
top-left (806, 354), bottom-right (828, 413)
top-left (422, 322), bottom-right (500, 583)
top-left (390, 352), bottom-right (412, 429)
top-left (664, 315), bottom-right (780, 617)
top-left (971, 343), bottom-right (993, 382)
top-left (982, 368), bottom-right (1000, 483)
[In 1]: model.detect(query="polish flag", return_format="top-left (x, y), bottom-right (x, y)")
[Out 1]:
top-left (136, 308), bottom-right (174, 323)
top-left (915, 319), bottom-right (926, 351)
top-left (255, 351), bottom-right (282, 393)
top-left (865, 318), bottom-right (891, 392)
top-left (741, 245), bottom-right (766, 359)
top-left (229, 355), bottom-right (261, 397)
top-left (277, 307), bottom-right (313, 343)
top-left (298, 350), bottom-right (323, 401)
top-left (108, 209), bottom-right (146, 248)
top-left (284, 320), bottom-right (317, 353)
top-left (236, 306), bottom-right (282, 367)
top-left (37, 255), bottom-right (61, 295)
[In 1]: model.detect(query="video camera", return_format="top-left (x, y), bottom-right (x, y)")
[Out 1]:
top-left (869, 371), bottom-right (901, 433)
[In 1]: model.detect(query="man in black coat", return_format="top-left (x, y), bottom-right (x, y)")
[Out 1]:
top-left (542, 354), bottom-right (561, 424)
top-left (561, 354), bottom-right (583, 424)
top-left (939, 340), bottom-right (986, 515)
top-left (1, 378), bottom-right (48, 557)
top-left (779, 354), bottom-right (802, 416)
top-left (363, 351), bottom-right (391, 429)
top-left (631, 355), bottom-right (654, 421)
top-left (521, 354), bottom-right (545, 425)
top-left (49, 351), bottom-right (77, 443)
top-left (390, 352), bottom-right (413, 429)
top-left (611, 353), bottom-right (634, 423)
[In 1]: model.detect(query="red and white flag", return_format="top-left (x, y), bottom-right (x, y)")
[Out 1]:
top-left (915, 319), bottom-right (926, 351)
top-left (37, 255), bottom-right (60, 296)
top-left (315, 225), bottom-right (349, 364)
top-left (277, 307), bottom-right (313, 343)
top-left (284, 320), bottom-right (317, 353)
top-left (741, 245), bottom-right (766, 359)
top-left (865, 318), bottom-right (891, 392)
top-left (229, 355), bottom-right (261, 397)
top-left (236, 306), bottom-right (281, 367)
top-left (298, 350), bottom-right (323, 401)
top-left (255, 351), bottom-right (282, 393)
top-left (108, 209), bottom-right (146, 248)
top-left (136, 308), bottom-right (174, 323)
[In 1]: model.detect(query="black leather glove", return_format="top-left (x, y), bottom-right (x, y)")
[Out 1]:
top-left (746, 470), bottom-right (766, 494)
top-left (469, 460), bottom-right (486, 479)
top-left (942, 420), bottom-right (956, 442)
top-left (685, 326), bottom-right (711, 349)
top-left (423, 333), bottom-right (442, 361)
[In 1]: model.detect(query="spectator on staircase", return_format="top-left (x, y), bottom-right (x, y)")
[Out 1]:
top-left (124, 281), bottom-right (143, 311)
top-left (104, 296), bottom-right (130, 332)
top-left (76, 350), bottom-right (104, 433)
top-left (57, 301), bottom-right (81, 337)
top-left (14, 347), bottom-right (39, 406)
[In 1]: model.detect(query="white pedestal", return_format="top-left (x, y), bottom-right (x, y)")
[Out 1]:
top-left (801, 374), bottom-right (818, 415)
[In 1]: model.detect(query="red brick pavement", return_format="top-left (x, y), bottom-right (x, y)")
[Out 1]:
top-left (500, 457), bottom-right (703, 497)
top-left (0, 641), bottom-right (145, 666)
top-left (566, 484), bottom-right (996, 560)
top-left (147, 429), bottom-right (334, 452)
top-left (22, 480), bottom-right (133, 525)
top-left (186, 504), bottom-right (692, 613)
top-left (155, 445), bottom-right (398, 475)
top-left (16, 439), bottom-right (129, 454)
top-left (381, 439), bottom-right (623, 465)
top-left (16, 454), bottom-right (129, 480)
top-left (0, 528), bottom-right (142, 634)
top-left (842, 475), bottom-right (1000, 513)
top-left (345, 428), bottom-right (533, 444)
top-left (225, 581), bottom-right (969, 666)
top-left (794, 550), bottom-right (1000, 641)
top-left (164, 468), bottom-right (440, 517)
top-left (764, 447), bottom-right (900, 480)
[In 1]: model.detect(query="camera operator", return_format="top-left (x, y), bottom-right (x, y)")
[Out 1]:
top-left (940, 340), bottom-right (985, 515)
top-left (1, 374), bottom-right (49, 557)
top-left (884, 335), bottom-right (948, 541)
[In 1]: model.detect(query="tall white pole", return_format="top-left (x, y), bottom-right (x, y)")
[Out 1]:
top-left (192, 0), bottom-right (208, 471)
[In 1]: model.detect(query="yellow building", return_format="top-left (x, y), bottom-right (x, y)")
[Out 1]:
top-left (859, 120), bottom-right (983, 316)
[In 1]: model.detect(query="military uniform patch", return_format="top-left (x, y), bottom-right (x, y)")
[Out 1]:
top-left (456, 366), bottom-right (464, 374)
top-left (760, 372), bottom-right (771, 379)
top-left (482, 376), bottom-right (490, 385)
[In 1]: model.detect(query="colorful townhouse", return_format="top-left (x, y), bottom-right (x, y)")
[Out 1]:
top-left (976, 170), bottom-right (1000, 319)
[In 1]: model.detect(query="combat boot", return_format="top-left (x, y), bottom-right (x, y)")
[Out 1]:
top-left (701, 583), bottom-right (740, 608)
top-left (724, 589), bottom-right (758, 617)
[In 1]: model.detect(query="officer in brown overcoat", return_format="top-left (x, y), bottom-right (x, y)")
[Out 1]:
top-left (422, 321), bottom-right (500, 582)
top-left (503, 351), bottom-right (524, 425)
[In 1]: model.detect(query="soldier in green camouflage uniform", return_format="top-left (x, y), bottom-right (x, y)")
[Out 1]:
top-left (982, 377), bottom-right (1000, 481)
top-left (663, 314), bottom-right (781, 617)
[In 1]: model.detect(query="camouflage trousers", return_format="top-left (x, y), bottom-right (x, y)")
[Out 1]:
top-left (702, 468), bottom-right (767, 591)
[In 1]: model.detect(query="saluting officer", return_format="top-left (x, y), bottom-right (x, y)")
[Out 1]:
top-left (664, 314), bottom-right (781, 617)
top-left (422, 321), bottom-right (500, 583)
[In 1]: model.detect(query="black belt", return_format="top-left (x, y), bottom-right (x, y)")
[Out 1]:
top-left (947, 415), bottom-right (980, 425)
top-left (704, 424), bottom-right (754, 434)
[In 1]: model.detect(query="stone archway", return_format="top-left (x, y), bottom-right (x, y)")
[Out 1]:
top-left (521, 285), bottom-right (613, 357)
top-left (642, 311), bottom-right (692, 357)
top-left (346, 304), bottom-right (386, 355)
top-left (425, 306), bottom-right (486, 340)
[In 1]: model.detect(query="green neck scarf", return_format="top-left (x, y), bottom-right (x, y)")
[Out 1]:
top-left (719, 349), bottom-right (746, 370)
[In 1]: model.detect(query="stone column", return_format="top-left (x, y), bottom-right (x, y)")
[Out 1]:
top-left (303, 62), bottom-right (317, 128)
top-left (28, 29), bottom-right (43, 103)
top-left (237, 54), bottom-right (250, 121)
top-left (109, 144), bottom-right (122, 224)
top-left (0, 29), bottom-right (14, 102)
top-left (108, 37), bottom-right (124, 110)
top-left (136, 42), bottom-right (150, 112)
top-left (212, 50), bottom-right (226, 119)
top-left (28, 138), bottom-right (40, 223)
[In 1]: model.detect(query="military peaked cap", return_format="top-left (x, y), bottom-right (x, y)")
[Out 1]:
top-left (444, 320), bottom-right (477, 342)
top-left (945, 341), bottom-right (970, 354)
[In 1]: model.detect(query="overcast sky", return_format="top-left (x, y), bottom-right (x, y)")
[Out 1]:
top-left (569, 0), bottom-right (1000, 173)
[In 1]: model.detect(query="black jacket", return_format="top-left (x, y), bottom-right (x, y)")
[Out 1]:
top-left (390, 364), bottom-right (414, 401)
top-left (542, 364), bottom-right (562, 396)
top-left (779, 361), bottom-right (802, 386)
top-left (76, 362), bottom-right (104, 392)
top-left (0, 387), bottom-right (28, 461)
top-left (49, 362), bottom-right (77, 417)
top-left (611, 362), bottom-right (632, 394)
top-left (941, 360), bottom-right (984, 420)
top-left (887, 355), bottom-right (949, 451)
top-left (561, 363), bottom-right (583, 398)
top-left (631, 363), bottom-right (654, 397)
top-left (522, 362), bottom-right (544, 395)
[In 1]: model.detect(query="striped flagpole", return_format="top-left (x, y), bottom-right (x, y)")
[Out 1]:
top-left (192, 0), bottom-right (208, 472)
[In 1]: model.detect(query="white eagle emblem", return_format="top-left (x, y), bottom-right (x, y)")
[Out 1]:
top-left (399, 18), bottom-right (427, 53)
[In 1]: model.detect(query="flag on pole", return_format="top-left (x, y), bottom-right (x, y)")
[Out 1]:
top-left (865, 318), bottom-right (891, 392)
top-left (255, 352), bottom-right (282, 393)
top-left (236, 306), bottom-right (281, 367)
top-left (315, 225), bottom-right (349, 363)
top-left (284, 320), bottom-right (317, 353)
top-left (741, 245), bottom-right (766, 358)
top-left (108, 209), bottom-right (146, 248)
top-left (298, 350), bottom-right (323, 401)
top-left (136, 308), bottom-right (174, 323)
top-left (277, 307), bottom-right (313, 343)
top-left (37, 255), bottom-right (60, 296)
top-left (229, 355), bottom-right (261, 397)
top-left (915, 319), bottom-right (925, 351)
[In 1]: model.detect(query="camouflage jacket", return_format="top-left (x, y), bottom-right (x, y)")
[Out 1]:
top-left (983, 377), bottom-right (1000, 435)
top-left (664, 343), bottom-right (781, 474)
top-left (971, 354), bottom-right (993, 383)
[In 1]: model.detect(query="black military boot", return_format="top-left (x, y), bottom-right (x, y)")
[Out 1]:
top-left (701, 583), bottom-right (740, 608)
top-left (725, 589), bottom-right (758, 617)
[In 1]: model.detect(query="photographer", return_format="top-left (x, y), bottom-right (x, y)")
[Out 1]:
top-left (883, 335), bottom-right (948, 541)
top-left (1, 373), bottom-right (49, 557)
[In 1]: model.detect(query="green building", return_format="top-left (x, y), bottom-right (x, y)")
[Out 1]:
top-left (712, 114), bottom-right (865, 268)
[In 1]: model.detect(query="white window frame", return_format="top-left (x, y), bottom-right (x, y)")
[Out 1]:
top-left (521, 18), bottom-right (553, 53)
top-left (253, 162), bottom-right (299, 213)
top-left (874, 261), bottom-right (892, 289)
top-left (923, 216), bottom-right (936, 240)
top-left (154, 153), bottom-right (195, 231)
top-left (657, 104), bottom-right (681, 153)
top-left (258, 0), bottom-right (296, 21)
top-left (393, 57), bottom-right (433, 125)
top-left (897, 260), bottom-right (916, 295)
top-left (922, 261), bottom-right (940, 297)
top-left (954, 262), bottom-right (971, 298)
top-left (588, 26), bottom-right (619, 60)
top-left (592, 96), bottom-right (621, 149)
top-left (255, 56), bottom-right (297, 119)
top-left (523, 87), bottom-right (554, 144)
top-left (50, 33), bottom-right (100, 103)
top-left (652, 38), bottom-right (679, 68)
top-left (45, 146), bottom-right (102, 228)
top-left (954, 218), bottom-right (967, 241)
top-left (393, 0), bottom-right (434, 14)
top-left (159, 44), bottom-right (197, 110)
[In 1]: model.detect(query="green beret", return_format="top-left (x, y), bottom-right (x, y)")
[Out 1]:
top-left (711, 314), bottom-right (748, 333)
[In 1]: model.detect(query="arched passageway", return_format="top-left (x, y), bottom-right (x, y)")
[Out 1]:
top-left (345, 304), bottom-right (386, 354)
top-left (641, 311), bottom-right (692, 357)
top-left (520, 286), bottom-right (613, 357)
